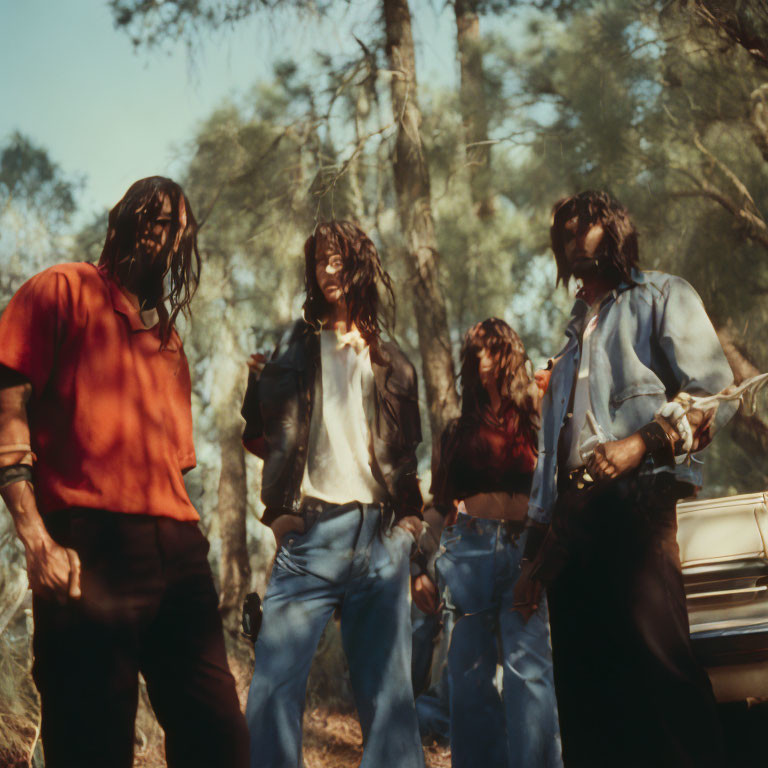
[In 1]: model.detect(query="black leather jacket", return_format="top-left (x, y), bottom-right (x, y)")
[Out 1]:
top-left (241, 320), bottom-right (423, 527)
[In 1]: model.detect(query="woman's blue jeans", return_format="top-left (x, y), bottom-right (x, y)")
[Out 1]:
top-left (246, 501), bottom-right (425, 768)
top-left (437, 514), bottom-right (562, 768)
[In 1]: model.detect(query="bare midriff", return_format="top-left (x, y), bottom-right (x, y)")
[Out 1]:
top-left (462, 491), bottom-right (529, 522)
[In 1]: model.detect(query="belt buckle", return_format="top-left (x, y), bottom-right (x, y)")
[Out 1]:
top-left (568, 467), bottom-right (592, 490)
top-left (299, 496), bottom-right (325, 528)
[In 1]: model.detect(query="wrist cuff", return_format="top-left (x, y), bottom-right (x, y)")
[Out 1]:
top-left (638, 421), bottom-right (675, 467)
top-left (0, 464), bottom-right (33, 489)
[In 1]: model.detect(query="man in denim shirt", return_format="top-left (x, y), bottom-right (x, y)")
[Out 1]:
top-left (514, 191), bottom-right (734, 767)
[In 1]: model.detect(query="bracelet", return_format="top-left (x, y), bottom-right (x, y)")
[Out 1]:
top-left (0, 464), bottom-right (33, 489)
top-left (638, 421), bottom-right (675, 467)
top-left (0, 444), bottom-right (33, 454)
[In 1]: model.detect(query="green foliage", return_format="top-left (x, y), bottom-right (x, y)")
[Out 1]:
top-left (110, 0), bottom-right (339, 48)
top-left (0, 134), bottom-right (81, 310)
top-left (0, 131), bottom-right (79, 227)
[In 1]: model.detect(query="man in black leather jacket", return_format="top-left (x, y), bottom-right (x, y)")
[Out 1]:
top-left (241, 220), bottom-right (429, 768)
top-left (241, 320), bottom-right (423, 530)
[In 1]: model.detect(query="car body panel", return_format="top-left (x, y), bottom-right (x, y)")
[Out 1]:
top-left (677, 492), bottom-right (768, 701)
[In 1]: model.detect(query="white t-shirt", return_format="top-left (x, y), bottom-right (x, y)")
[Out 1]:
top-left (564, 311), bottom-right (599, 470)
top-left (300, 329), bottom-right (384, 505)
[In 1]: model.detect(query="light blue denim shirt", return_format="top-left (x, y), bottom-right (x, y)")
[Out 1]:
top-left (529, 270), bottom-right (734, 524)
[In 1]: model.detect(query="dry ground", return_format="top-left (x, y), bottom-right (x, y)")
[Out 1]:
top-left (132, 708), bottom-right (450, 768)
top-left (302, 709), bottom-right (450, 768)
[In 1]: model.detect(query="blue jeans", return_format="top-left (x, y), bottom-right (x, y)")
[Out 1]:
top-left (437, 514), bottom-right (562, 768)
top-left (246, 501), bottom-right (425, 768)
top-left (412, 605), bottom-right (453, 745)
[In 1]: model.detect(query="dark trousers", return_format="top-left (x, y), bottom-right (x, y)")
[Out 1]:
top-left (547, 476), bottom-right (727, 768)
top-left (33, 509), bottom-right (249, 768)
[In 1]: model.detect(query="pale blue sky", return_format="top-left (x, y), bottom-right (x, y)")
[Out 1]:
top-left (0, 0), bottom-right (466, 227)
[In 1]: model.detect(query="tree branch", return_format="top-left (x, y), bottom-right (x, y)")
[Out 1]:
top-left (693, 133), bottom-right (759, 213)
top-left (668, 181), bottom-right (768, 251)
top-left (716, 323), bottom-right (768, 460)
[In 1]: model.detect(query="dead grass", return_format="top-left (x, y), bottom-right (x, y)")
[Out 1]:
top-left (303, 709), bottom-right (451, 768)
top-left (133, 703), bottom-right (451, 768)
top-left (0, 620), bottom-right (40, 768)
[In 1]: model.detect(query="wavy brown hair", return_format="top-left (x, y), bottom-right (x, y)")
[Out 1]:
top-left (303, 220), bottom-right (394, 347)
top-left (98, 176), bottom-right (201, 346)
top-left (550, 190), bottom-right (639, 287)
top-left (459, 317), bottom-right (539, 440)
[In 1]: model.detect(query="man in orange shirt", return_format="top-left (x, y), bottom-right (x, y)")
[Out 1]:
top-left (0, 177), bottom-right (248, 768)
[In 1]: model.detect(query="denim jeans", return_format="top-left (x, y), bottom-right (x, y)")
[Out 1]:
top-left (246, 501), bottom-right (425, 768)
top-left (436, 514), bottom-right (562, 768)
top-left (412, 605), bottom-right (453, 745)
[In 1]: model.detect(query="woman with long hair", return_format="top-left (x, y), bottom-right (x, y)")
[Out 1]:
top-left (431, 318), bottom-right (562, 768)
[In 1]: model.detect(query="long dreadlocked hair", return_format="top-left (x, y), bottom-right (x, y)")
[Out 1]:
top-left (459, 317), bottom-right (539, 441)
top-left (98, 176), bottom-right (201, 346)
top-left (302, 220), bottom-right (395, 348)
top-left (550, 190), bottom-right (639, 287)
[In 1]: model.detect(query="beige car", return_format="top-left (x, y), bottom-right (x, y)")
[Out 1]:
top-left (678, 491), bottom-right (768, 702)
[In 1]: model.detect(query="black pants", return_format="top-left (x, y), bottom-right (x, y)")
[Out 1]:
top-left (547, 476), bottom-right (727, 768)
top-left (33, 509), bottom-right (249, 768)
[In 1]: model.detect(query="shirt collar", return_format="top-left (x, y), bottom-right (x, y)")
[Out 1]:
top-left (334, 326), bottom-right (368, 354)
top-left (616, 267), bottom-right (644, 294)
top-left (96, 265), bottom-right (159, 334)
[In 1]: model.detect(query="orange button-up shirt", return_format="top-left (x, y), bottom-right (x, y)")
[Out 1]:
top-left (0, 262), bottom-right (198, 521)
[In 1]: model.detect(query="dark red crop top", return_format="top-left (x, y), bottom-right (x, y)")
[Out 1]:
top-left (431, 404), bottom-right (537, 518)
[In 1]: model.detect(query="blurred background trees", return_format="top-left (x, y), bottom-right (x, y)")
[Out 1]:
top-left (2, 0), bottom-right (768, 763)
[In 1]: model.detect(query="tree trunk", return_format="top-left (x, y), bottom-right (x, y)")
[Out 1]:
top-left (454, 0), bottom-right (494, 218)
top-left (382, 0), bottom-right (460, 451)
top-left (217, 422), bottom-right (250, 636)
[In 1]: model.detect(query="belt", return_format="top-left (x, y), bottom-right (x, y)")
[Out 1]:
top-left (557, 466), bottom-right (602, 496)
top-left (456, 511), bottom-right (525, 535)
top-left (298, 496), bottom-right (389, 529)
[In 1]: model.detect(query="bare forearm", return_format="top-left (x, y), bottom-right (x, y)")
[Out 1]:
top-left (1, 477), bottom-right (80, 599)
top-left (0, 380), bottom-right (46, 546)
top-left (0, 378), bottom-right (79, 599)
top-left (0, 380), bottom-right (34, 466)
top-left (1, 479), bottom-right (50, 551)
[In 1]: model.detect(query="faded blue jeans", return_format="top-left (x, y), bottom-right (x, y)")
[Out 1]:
top-left (437, 514), bottom-right (562, 768)
top-left (412, 605), bottom-right (453, 745)
top-left (245, 501), bottom-right (425, 768)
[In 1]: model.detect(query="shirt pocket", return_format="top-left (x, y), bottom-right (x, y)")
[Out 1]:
top-left (609, 383), bottom-right (667, 432)
top-left (609, 382), bottom-right (666, 408)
